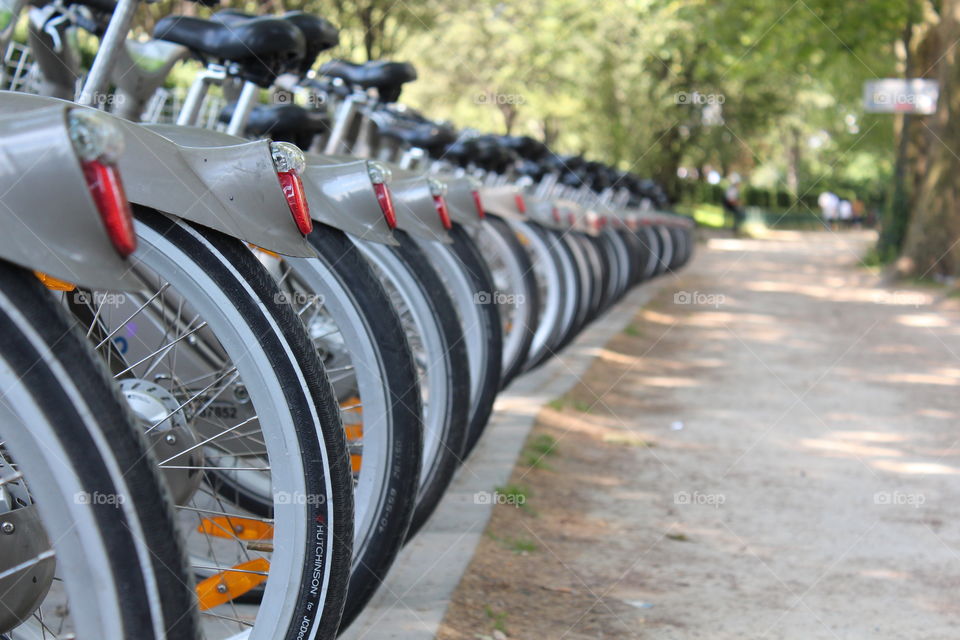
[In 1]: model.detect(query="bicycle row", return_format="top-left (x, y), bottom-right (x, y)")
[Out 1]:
top-left (0, 1), bottom-right (693, 638)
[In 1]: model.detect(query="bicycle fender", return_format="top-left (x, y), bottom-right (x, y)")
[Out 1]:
top-left (0, 102), bottom-right (141, 289)
top-left (302, 153), bottom-right (398, 245)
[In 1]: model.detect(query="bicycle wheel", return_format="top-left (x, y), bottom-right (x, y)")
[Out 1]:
top-left (474, 215), bottom-right (539, 387)
top-left (353, 232), bottom-right (469, 537)
top-left (268, 225), bottom-right (423, 630)
top-left (559, 231), bottom-right (594, 342)
top-left (602, 228), bottom-right (631, 304)
top-left (0, 261), bottom-right (196, 640)
top-left (616, 227), bottom-right (645, 287)
top-left (539, 227), bottom-right (581, 361)
top-left (652, 225), bottom-right (674, 277)
top-left (579, 234), bottom-right (606, 323)
top-left (417, 225), bottom-right (502, 458)
top-left (512, 220), bottom-right (566, 372)
top-left (74, 208), bottom-right (354, 640)
top-left (596, 231), bottom-right (623, 312)
top-left (636, 225), bottom-right (661, 281)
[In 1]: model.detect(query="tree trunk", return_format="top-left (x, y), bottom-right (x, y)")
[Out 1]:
top-left (880, 14), bottom-right (916, 257)
top-left (786, 126), bottom-right (801, 196)
top-left (900, 0), bottom-right (960, 278)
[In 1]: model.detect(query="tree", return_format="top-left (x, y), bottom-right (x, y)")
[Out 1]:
top-left (900, 0), bottom-right (960, 278)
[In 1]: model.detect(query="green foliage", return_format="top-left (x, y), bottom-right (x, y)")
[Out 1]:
top-left (139, 0), bottom-right (910, 204)
top-left (522, 433), bottom-right (558, 469)
top-left (484, 606), bottom-right (509, 632)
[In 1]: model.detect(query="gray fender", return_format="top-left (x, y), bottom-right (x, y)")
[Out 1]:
top-left (123, 121), bottom-right (317, 257)
top-left (0, 93), bottom-right (316, 256)
top-left (558, 200), bottom-right (599, 237)
top-left (443, 176), bottom-right (482, 228)
top-left (286, 152), bottom-right (449, 243)
top-left (302, 153), bottom-right (397, 245)
top-left (0, 103), bottom-right (140, 289)
top-left (388, 167), bottom-right (451, 244)
top-left (521, 192), bottom-right (562, 230)
top-left (478, 184), bottom-right (524, 221)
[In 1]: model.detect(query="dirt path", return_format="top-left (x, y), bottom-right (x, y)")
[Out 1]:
top-left (437, 230), bottom-right (960, 639)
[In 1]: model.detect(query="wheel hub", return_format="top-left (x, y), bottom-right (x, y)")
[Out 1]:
top-left (0, 483), bottom-right (54, 634)
top-left (119, 379), bottom-right (203, 505)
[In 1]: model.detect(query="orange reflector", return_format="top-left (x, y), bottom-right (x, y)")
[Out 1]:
top-left (351, 453), bottom-right (362, 473)
top-left (248, 244), bottom-right (280, 259)
top-left (339, 396), bottom-right (362, 414)
top-left (196, 557), bottom-right (270, 611)
top-left (34, 271), bottom-right (76, 291)
top-left (198, 517), bottom-right (274, 541)
top-left (344, 424), bottom-right (363, 441)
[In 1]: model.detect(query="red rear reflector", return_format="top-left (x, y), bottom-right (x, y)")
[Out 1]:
top-left (374, 183), bottom-right (397, 229)
top-left (82, 160), bottom-right (136, 257)
top-left (514, 194), bottom-right (527, 214)
top-left (277, 171), bottom-right (312, 235)
top-left (434, 195), bottom-right (452, 230)
top-left (567, 212), bottom-right (576, 226)
top-left (552, 207), bottom-right (561, 223)
top-left (471, 190), bottom-right (485, 219)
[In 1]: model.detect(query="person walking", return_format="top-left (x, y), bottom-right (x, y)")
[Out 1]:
top-left (818, 191), bottom-right (839, 229)
top-left (722, 180), bottom-right (744, 233)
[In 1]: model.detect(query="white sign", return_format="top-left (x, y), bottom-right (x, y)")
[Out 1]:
top-left (864, 79), bottom-right (939, 114)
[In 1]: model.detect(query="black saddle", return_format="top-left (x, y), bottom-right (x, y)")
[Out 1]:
top-left (154, 15), bottom-right (305, 86)
top-left (219, 103), bottom-right (330, 149)
top-left (378, 122), bottom-right (457, 157)
top-left (496, 135), bottom-right (548, 161)
top-left (214, 10), bottom-right (339, 76)
top-left (320, 60), bottom-right (417, 103)
top-left (442, 136), bottom-right (517, 173)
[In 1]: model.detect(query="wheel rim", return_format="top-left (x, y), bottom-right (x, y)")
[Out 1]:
top-left (75, 220), bottom-right (329, 639)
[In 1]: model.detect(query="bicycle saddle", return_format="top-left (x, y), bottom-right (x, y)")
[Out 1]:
top-left (443, 136), bottom-right (516, 172)
top-left (515, 158), bottom-right (548, 180)
top-left (320, 60), bottom-right (417, 103)
top-left (219, 103), bottom-right (330, 148)
top-left (378, 122), bottom-right (457, 157)
top-left (496, 135), bottom-right (549, 161)
top-left (215, 10), bottom-right (340, 76)
top-left (154, 15), bottom-right (305, 85)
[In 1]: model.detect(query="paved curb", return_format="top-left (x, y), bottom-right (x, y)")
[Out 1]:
top-left (342, 278), bottom-right (671, 639)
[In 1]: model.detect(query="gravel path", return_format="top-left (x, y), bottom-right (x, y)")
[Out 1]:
top-left (438, 230), bottom-right (960, 639)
